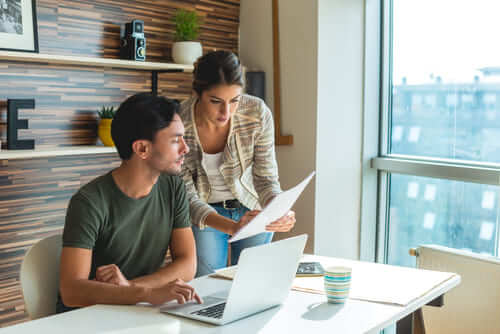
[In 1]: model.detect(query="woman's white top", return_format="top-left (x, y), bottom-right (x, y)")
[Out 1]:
top-left (201, 152), bottom-right (234, 203)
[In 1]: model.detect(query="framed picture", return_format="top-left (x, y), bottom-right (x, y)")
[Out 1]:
top-left (0, 0), bottom-right (38, 52)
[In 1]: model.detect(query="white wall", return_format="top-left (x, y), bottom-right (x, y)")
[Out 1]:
top-left (240, 0), bottom-right (318, 253)
top-left (240, 0), bottom-right (365, 258)
top-left (239, 0), bottom-right (275, 108)
top-left (271, 0), bottom-right (318, 252)
top-left (314, 0), bottom-right (365, 259)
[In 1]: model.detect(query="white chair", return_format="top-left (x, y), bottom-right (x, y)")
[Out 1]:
top-left (413, 244), bottom-right (500, 334)
top-left (20, 234), bottom-right (62, 320)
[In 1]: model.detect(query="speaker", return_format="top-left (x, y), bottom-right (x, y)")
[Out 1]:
top-left (246, 71), bottom-right (266, 101)
top-left (120, 20), bottom-right (146, 61)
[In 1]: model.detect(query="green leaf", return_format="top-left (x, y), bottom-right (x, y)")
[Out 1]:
top-left (173, 9), bottom-right (201, 41)
top-left (97, 106), bottom-right (116, 119)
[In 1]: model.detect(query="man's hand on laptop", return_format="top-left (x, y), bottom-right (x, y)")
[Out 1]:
top-left (95, 265), bottom-right (202, 306)
top-left (265, 210), bottom-right (296, 232)
top-left (231, 210), bottom-right (260, 235)
top-left (146, 278), bottom-right (203, 305)
top-left (95, 264), bottom-right (130, 286)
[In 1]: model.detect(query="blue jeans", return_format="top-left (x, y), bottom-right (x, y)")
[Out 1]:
top-left (192, 205), bottom-right (273, 277)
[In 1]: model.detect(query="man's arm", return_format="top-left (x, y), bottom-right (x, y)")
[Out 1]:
top-left (130, 227), bottom-right (196, 287)
top-left (95, 178), bottom-right (198, 289)
top-left (59, 247), bottom-right (149, 307)
top-left (59, 247), bottom-right (200, 307)
top-left (97, 227), bottom-right (199, 289)
top-left (97, 228), bottom-right (198, 288)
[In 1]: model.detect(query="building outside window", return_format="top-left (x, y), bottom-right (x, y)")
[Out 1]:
top-left (373, 0), bottom-right (500, 267)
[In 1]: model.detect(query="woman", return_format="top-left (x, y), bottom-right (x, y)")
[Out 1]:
top-left (180, 50), bottom-right (295, 277)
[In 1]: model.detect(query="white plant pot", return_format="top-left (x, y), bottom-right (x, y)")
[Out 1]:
top-left (172, 41), bottom-right (202, 65)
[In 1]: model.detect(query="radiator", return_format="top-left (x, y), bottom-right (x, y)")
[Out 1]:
top-left (415, 244), bottom-right (500, 334)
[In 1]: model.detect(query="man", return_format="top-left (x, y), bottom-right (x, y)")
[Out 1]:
top-left (58, 93), bottom-right (201, 312)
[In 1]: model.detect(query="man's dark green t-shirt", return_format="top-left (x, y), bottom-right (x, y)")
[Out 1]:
top-left (62, 171), bottom-right (191, 280)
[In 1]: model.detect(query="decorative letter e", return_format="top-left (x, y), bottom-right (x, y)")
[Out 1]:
top-left (7, 99), bottom-right (35, 150)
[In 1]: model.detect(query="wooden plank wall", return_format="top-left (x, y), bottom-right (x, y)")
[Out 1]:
top-left (1, 0), bottom-right (239, 148)
top-left (0, 64), bottom-right (194, 148)
top-left (0, 154), bottom-right (121, 325)
top-left (0, 0), bottom-right (239, 327)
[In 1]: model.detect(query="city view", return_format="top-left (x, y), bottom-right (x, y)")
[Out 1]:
top-left (386, 0), bottom-right (500, 267)
top-left (388, 78), bottom-right (500, 266)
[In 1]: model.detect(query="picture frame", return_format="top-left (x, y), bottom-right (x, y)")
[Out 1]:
top-left (0, 0), bottom-right (38, 52)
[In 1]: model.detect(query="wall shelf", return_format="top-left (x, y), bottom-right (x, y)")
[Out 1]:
top-left (0, 146), bottom-right (117, 160)
top-left (0, 50), bottom-right (194, 72)
top-left (1, 52), bottom-right (193, 156)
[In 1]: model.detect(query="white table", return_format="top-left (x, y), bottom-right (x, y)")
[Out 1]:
top-left (2, 257), bottom-right (460, 334)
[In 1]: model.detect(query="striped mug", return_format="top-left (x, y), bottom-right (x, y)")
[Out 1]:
top-left (324, 266), bottom-right (352, 304)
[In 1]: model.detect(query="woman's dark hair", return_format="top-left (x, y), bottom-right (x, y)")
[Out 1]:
top-left (111, 93), bottom-right (179, 160)
top-left (192, 50), bottom-right (245, 95)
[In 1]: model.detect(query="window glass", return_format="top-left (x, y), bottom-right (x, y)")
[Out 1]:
top-left (391, 0), bottom-right (500, 163)
top-left (388, 174), bottom-right (499, 267)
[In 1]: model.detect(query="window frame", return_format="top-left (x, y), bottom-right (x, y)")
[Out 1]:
top-left (362, 0), bottom-right (500, 264)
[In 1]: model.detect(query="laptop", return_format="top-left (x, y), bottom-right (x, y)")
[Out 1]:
top-left (160, 234), bottom-right (307, 325)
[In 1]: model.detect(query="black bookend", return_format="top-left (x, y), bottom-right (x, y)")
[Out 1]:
top-left (7, 99), bottom-right (35, 150)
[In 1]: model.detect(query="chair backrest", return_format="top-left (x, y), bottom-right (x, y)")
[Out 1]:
top-left (20, 234), bottom-right (62, 320)
top-left (415, 244), bottom-right (500, 334)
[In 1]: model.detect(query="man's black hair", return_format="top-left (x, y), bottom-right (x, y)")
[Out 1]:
top-left (111, 92), bottom-right (180, 160)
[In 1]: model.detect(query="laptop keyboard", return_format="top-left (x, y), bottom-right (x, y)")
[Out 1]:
top-left (191, 302), bottom-right (226, 319)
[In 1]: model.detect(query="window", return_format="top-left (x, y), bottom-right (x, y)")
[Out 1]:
top-left (388, 174), bottom-right (499, 266)
top-left (423, 184), bottom-right (436, 201)
top-left (372, 0), bottom-right (500, 267)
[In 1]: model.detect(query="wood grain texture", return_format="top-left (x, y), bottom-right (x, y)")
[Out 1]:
top-left (271, 0), bottom-right (293, 145)
top-left (0, 0), bottom-right (239, 149)
top-left (0, 154), bottom-right (121, 326)
top-left (0, 62), bottom-right (194, 148)
top-left (0, 0), bottom-right (239, 327)
top-left (37, 0), bottom-right (239, 60)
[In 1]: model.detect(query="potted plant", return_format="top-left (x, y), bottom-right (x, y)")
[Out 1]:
top-left (97, 106), bottom-right (116, 147)
top-left (172, 9), bottom-right (202, 65)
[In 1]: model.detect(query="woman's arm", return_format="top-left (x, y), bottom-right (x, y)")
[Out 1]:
top-left (253, 103), bottom-right (296, 233)
top-left (179, 165), bottom-right (216, 229)
top-left (180, 150), bottom-right (261, 234)
top-left (252, 102), bottom-right (282, 206)
top-left (203, 210), bottom-right (260, 235)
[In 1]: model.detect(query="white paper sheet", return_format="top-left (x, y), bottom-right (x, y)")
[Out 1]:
top-left (228, 171), bottom-right (315, 243)
top-left (211, 254), bottom-right (459, 307)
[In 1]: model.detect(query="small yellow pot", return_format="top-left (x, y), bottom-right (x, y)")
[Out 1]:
top-left (98, 118), bottom-right (115, 147)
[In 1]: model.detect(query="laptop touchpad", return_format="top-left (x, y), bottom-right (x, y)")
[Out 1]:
top-left (160, 293), bottom-right (226, 313)
top-left (198, 295), bottom-right (225, 307)
top-left (210, 290), bottom-right (229, 300)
